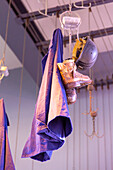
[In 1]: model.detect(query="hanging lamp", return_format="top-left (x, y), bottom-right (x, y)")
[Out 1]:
top-left (60, 3), bottom-right (81, 58)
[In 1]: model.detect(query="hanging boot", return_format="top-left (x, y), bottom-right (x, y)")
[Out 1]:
top-left (57, 58), bottom-right (92, 89)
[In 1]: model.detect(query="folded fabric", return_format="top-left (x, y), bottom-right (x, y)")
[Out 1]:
top-left (22, 28), bottom-right (73, 162)
top-left (0, 98), bottom-right (15, 170)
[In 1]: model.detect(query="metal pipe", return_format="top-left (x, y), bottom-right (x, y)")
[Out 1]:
top-left (18, 0), bottom-right (113, 21)
top-left (36, 27), bottom-right (113, 48)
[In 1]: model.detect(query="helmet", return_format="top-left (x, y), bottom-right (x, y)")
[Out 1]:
top-left (72, 37), bottom-right (98, 70)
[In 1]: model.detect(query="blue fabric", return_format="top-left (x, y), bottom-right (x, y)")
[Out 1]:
top-left (0, 98), bottom-right (15, 170)
top-left (22, 28), bottom-right (73, 162)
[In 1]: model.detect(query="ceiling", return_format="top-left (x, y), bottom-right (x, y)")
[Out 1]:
top-left (3, 0), bottom-right (113, 84)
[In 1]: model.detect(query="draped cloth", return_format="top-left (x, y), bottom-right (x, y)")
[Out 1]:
top-left (0, 98), bottom-right (15, 170)
top-left (22, 29), bottom-right (73, 162)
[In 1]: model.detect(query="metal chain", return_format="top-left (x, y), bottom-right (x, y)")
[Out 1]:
top-left (14, 19), bottom-right (28, 164)
top-left (2, 0), bottom-right (12, 64)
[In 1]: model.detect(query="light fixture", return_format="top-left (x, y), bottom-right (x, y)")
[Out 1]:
top-left (0, 59), bottom-right (9, 82)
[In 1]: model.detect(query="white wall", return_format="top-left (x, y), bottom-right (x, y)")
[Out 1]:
top-left (68, 85), bottom-right (113, 170)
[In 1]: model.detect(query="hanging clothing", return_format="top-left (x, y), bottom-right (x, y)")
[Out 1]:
top-left (22, 28), bottom-right (73, 162)
top-left (0, 98), bottom-right (15, 170)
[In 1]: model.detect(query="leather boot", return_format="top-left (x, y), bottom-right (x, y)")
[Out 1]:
top-left (57, 59), bottom-right (92, 89)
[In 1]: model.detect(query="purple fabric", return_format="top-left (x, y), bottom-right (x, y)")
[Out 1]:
top-left (22, 29), bottom-right (73, 162)
top-left (0, 98), bottom-right (15, 170)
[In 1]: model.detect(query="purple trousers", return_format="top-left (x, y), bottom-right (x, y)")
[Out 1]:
top-left (22, 29), bottom-right (73, 162)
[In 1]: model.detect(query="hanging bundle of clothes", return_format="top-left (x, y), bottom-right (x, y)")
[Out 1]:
top-left (0, 98), bottom-right (15, 170)
top-left (22, 29), bottom-right (73, 162)
top-left (22, 28), bottom-right (98, 162)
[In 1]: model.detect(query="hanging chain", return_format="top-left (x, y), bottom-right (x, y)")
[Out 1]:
top-left (45, 0), bottom-right (48, 15)
top-left (84, 84), bottom-right (104, 139)
top-left (69, 3), bottom-right (71, 12)
top-left (82, 0), bottom-right (83, 7)
top-left (14, 19), bottom-right (28, 164)
top-left (2, 0), bottom-right (12, 65)
top-left (89, 90), bottom-right (92, 112)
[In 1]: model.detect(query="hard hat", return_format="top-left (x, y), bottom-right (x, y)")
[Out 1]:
top-left (72, 37), bottom-right (98, 70)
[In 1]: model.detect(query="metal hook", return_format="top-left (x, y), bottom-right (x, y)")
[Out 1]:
top-left (84, 131), bottom-right (104, 140)
top-left (69, 3), bottom-right (72, 12)
top-left (74, 1), bottom-right (91, 9)
top-left (84, 117), bottom-right (104, 139)
top-left (38, 0), bottom-right (50, 17)
top-left (82, 112), bottom-right (89, 115)
top-left (0, 58), bottom-right (4, 66)
top-left (82, 109), bottom-right (98, 116)
top-left (82, 84), bottom-right (104, 139)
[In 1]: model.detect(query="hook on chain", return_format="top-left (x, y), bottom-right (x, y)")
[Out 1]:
top-left (38, 0), bottom-right (50, 17)
top-left (83, 84), bottom-right (104, 139)
top-left (74, 1), bottom-right (91, 9)
top-left (85, 114), bottom-right (104, 139)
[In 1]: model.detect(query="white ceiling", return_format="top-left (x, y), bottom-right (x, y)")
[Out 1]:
top-left (21, 0), bottom-right (113, 80)
top-left (21, 0), bottom-right (113, 57)
top-left (0, 35), bottom-right (22, 70)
